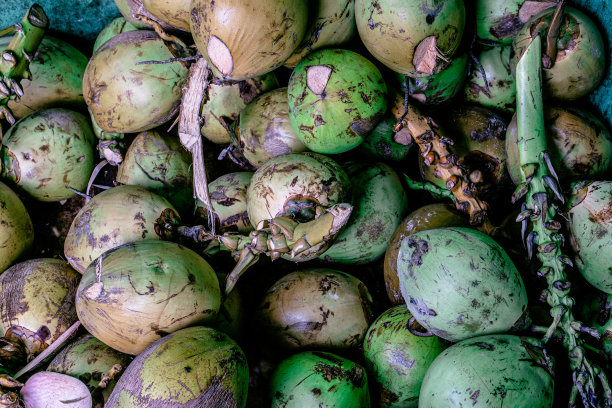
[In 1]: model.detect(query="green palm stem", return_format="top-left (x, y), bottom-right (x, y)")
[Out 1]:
top-left (402, 173), bottom-right (455, 202)
top-left (514, 34), bottom-right (611, 408)
top-left (0, 4), bottom-right (48, 125)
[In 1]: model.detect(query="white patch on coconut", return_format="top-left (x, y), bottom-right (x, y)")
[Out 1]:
top-left (306, 65), bottom-right (333, 95)
top-left (207, 35), bottom-right (233, 76)
top-left (413, 36), bottom-right (448, 76)
top-left (519, 1), bottom-right (557, 23)
top-left (83, 281), bottom-right (104, 300)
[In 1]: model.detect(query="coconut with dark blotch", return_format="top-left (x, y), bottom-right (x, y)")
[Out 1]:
top-left (356, 115), bottom-right (413, 163)
top-left (397, 227), bottom-right (528, 342)
top-left (93, 17), bottom-right (139, 53)
top-left (190, 0), bottom-right (308, 80)
top-left (83, 30), bottom-right (189, 134)
top-left (355, 0), bottom-right (465, 77)
top-left (197, 172), bottom-right (253, 234)
top-left (63, 185), bottom-right (179, 273)
top-left (383, 203), bottom-right (469, 305)
top-left (246, 152), bottom-right (351, 227)
top-left (567, 180), bottom-right (612, 294)
top-left (106, 326), bottom-right (249, 408)
top-left (0, 259), bottom-right (80, 364)
top-left (0, 36), bottom-right (88, 119)
top-left (464, 45), bottom-right (516, 113)
top-left (116, 130), bottom-right (193, 215)
top-left (270, 351), bottom-right (370, 408)
top-left (363, 305), bottom-right (447, 408)
top-left (76, 240), bottom-right (220, 355)
top-left (506, 106), bottom-right (612, 185)
top-left (284, 0), bottom-right (357, 68)
top-left (512, 6), bottom-right (605, 100)
top-left (0, 108), bottom-right (95, 201)
top-left (143, 0), bottom-right (190, 31)
top-left (254, 268), bottom-right (373, 352)
top-left (0, 181), bottom-right (33, 274)
top-left (201, 73), bottom-right (279, 144)
top-left (420, 335), bottom-right (554, 407)
top-left (320, 162), bottom-right (408, 264)
top-left (288, 48), bottom-right (387, 154)
top-left (47, 334), bottom-right (132, 403)
top-left (237, 87), bottom-right (307, 168)
top-left (406, 52), bottom-right (468, 106)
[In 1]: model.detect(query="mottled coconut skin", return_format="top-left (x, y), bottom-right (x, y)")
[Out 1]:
top-left (0, 181), bottom-right (33, 274)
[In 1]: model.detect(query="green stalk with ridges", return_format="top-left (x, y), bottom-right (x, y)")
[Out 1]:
top-left (0, 5), bottom-right (48, 125)
top-left (515, 34), bottom-right (611, 407)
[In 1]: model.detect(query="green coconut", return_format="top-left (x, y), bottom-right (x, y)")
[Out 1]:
top-left (246, 152), bottom-right (351, 227)
top-left (47, 334), bottom-right (133, 403)
top-left (567, 180), bottom-right (612, 294)
top-left (363, 305), bottom-right (447, 408)
top-left (106, 326), bottom-right (249, 407)
top-left (114, 0), bottom-right (176, 30)
top-left (0, 108), bottom-right (95, 201)
top-left (190, 0), bottom-right (308, 80)
top-left (143, 0), bottom-right (190, 31)
top-left (0, 181), bottom-right (33, 274)
top-left (419, 334), bottom-right (554, 407)
top-left (464, 45), bottom-right (516, 113)
top-left (63, 185), bottom-right (179, 273)
top-left (270, 351), bottom-right (370, 408)
top-left (356, 115), bottom-right (413, 163)
top-left (76, 240), bottom-right (220, 355)
top-left (284, 0), bottom-right (357, 68)
top-left (237, 87), bottom-right (307, 168)
top-left (84, 30), bottom-right (189, 133)
top-left (116, 130), bottom-right (193, 215)
top-left (355, 0), bottom-right (465, 77)
top-left (197, 172), bottom-right (253, 234)
top-left (397, 227), bottom-right (528, 342)
top-left (383, 203), bottom-right (469, 305)
top-left (254, 268), bottom-right (374, 352)
top-left (288, 48), bottom-right (387, 154)
top-left (320, 162), bottom-right (408, 264)
top-left (506, 106), bottom-right (612, 185)
top-left (200, 73), bottom-right (279, 144)
top-left (93, 16), bottom-right (139, 53)
top-left (406, 52), bottom-right (468, 105)
top-left (213, 274), bottom-right (245, 341)
top-left (0, 35), bottom-right (88, 119)
top-left (0, 259), bottom-right (80, 361)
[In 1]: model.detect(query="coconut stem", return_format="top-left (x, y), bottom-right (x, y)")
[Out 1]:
top-left (0, 4), bottom-right (48, 126)
top-left (515, 34), bottom-right (610, 408)
top-left (402, 173), bottom-right (455, 202)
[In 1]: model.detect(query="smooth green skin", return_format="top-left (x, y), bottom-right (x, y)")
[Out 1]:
top-left (284, 0), bottom-right (357, 68)
top-left (356, 115), bottom-right (413, 162)
top-left (288, 49), bottom-right (387, 154)
top-left (384, 204), bottom-right (469, 305)
top-left (506, 106), bottom-right (612, 186)
top-left (407, 52), bottom-right (468, 105)
top-left (255, 268), bottom-right (373, 352)
top-left (355, 0), bottom-right (465, 77)
top-left (270, 351), bottom-right (370, 408)
top-left (246, 152), bottom-right (351, 227)
top-left (76, 240), bottom-right (221, 355)
top-left (0, 259), bottom-right (80, 356)
top-left (363, 305), bottom-right (447, 408)
top-left (464, 45), bottom-right (516, 113)
top-left (201, 73), bottom-right (279, 144)
top-left (238, 87), bottom-right (307, 168)
top-left (117, 130), bottom-right (193, 215)
top-left (419, 335), bottom-right (554, 408)
top-left (64, 185), bottom-right (178, 273)
top-left (0, 36), bottom-right (88, 119)
top-left (106, 326), bottom-right (249, 407)
top-left (568, 180), bottom-right (612, 294)
top-left (397, 227), bottom-right (528, 342)
top-left (0, 108), bottom-right (95, 201)
top-left (512, 7), bottom-right (605, 101)
top-left (197, 172), bottom-right (253, 234)
top-left (0, 181), bottom-right (33, 274)
top-left (320, 162), bottom-right (408, 264)
top-left (84, 30), bottom-right (189, 134)
top-left (47, 334), bottom-right (133, 401)
top-left (93, 17), bottom-right (139, 53)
